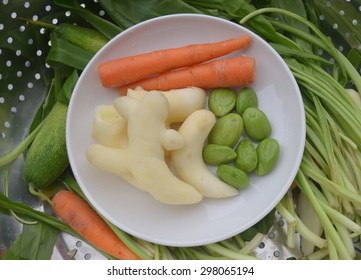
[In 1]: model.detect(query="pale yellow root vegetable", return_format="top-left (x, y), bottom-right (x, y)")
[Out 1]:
top-left (108, 91), bottom-right (202, 204)
top-left (171, 109), bottom-right (239, 198)
top-left (113, 96), bottom-right (138, 120)
top-left (113, 95), bottom-right (185, 152)
top-left (91, 105), bottom-right (128, 148)
top-left (86, 144), bottom-right (143, 191)
top-left (127, 86), bottom-right (206, 123)
top-left (127, 92), bottom-right (202, 204)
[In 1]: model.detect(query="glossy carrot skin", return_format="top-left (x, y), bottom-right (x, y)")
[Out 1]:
top-left (52, 190), bottom-right (140, 260)
top-left (98, 36), bottom-right (252, 88)
top-left (119, 56), bottom-right (255, 94)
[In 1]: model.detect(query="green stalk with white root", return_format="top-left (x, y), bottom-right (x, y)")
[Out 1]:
top-left (240, 6), bottom-right (361, 259)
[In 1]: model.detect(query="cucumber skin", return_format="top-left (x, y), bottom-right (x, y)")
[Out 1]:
top-left (24, 102), bottom-right (69, 189)
top-left (56, 24), bottom-right (108, 54)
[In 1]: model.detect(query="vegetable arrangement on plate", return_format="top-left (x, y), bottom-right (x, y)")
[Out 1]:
top-left (88, 36), bottom-right (278, 204)
top-left (1, 0), bottom-right (361, 260)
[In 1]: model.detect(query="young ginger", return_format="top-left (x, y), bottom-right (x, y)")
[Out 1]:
top-left (87, 91), bottom-right (203, 205)
top-left (171, 110), bottom-right (239, 198)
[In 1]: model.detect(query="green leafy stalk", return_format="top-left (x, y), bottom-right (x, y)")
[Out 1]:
top-left (301, 162), bottom-right (361, 208)
top-left (302, 248), bottom-right (329, 260)
top-left (0, 193), bottom-right (81, 239)
top-left (57, 69), bottom-right (79, 105)
top-left (270, 0), bottom-right (312, 52)
top-left (310, 185), bottom-right (361, 235)
top-left (105, 221), bottom-right (152, 260)
top-left (296, 170), bottom-right (353, 259)
top-left (204, 243), bottom-right (258, 260)
top-left (239, 233), bottom-right (265, 255)
top-left (293, 215), bottom-right (327, 249)
top-left (270, 43), bottom-right (332, 65)
top-left (240, 7), bottom-right (361, 92)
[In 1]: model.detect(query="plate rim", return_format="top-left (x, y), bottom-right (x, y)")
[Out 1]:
top-left (66, 13), bottom-right (306, 247)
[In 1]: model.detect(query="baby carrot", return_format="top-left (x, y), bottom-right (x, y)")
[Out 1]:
top-left (52, 190), bottom-right (140, 260)
top-left (98, 36), bottom-right (252, 88)
top-left (119, 56), bottom-right (255, 94)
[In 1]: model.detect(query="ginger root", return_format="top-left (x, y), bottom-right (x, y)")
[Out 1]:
top-left (87, 91), bottom-right (202, 205)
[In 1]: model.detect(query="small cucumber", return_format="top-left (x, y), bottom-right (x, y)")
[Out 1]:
top-left (24, 102), bottom-right (69, 189)
top-left (56, 23), bottom-right (109, 54)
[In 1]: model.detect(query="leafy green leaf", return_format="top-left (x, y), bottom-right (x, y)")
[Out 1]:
top-left (0, 193), bottom-right (81, 239)
top-left (240, 208), bottom-right (276, 241)
top-left (347, 48), bottom-right (361, 73)
top-left (271, 43), bottom-right (333, 65)
top-left (3, 222), bottom-right (58, 260)
top-left (98, 0), bottom-right (204, 29)
top-left (2, 236), bottom-right (22, 260)
top-left (221, 0), bottom-right (277, 39)
top-left (29, 79), bottom-right (57, 133)
top-left (255, 208), bottom-right (276, 235)
top-left (47, 33), bottom-right (93, 71)
top-left (240, 227), bottom-right (258, 241)
top-left (270, 0), bottom-right (312, 52)
top-left (57, 69), bottom-right (79, 105)
top-left (22, 222), bottom-right (58, 259)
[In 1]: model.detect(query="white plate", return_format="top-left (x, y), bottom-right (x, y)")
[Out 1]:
top-left (67, 14), bottom-right (305, 247)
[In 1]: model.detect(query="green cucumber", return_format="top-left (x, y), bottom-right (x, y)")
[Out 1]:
top-left (55, 23), bottom-right (109, 54)
top-left (24, 102), bottom-right (69, 189)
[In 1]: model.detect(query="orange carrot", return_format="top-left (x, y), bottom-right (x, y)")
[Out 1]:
top-left (52, 190), bottom-right (140, 260)
top-left (119, 56), bottom-right (255, 94)
top-left (98, 36), bottom-right (252, 88)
